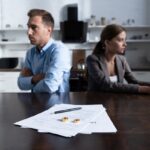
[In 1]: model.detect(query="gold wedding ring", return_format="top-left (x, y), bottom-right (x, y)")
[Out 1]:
top-left (61, 117), bottom-right (69, 122)
top-left (72, 119), bottom-right (80, 124)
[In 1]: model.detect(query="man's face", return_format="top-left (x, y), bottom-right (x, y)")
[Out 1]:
top-left (27, 16), bottom-right (51, 48)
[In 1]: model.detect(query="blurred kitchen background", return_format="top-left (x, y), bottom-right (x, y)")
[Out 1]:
top-left (0, 0), bottom-right (150, 92)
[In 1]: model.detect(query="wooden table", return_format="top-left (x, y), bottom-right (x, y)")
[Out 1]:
top-left (0, 92), bottom-right (150, 150)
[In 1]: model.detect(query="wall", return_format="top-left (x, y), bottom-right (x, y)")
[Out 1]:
top-left (0, 0), bottom-right (149, 29)
top-left (0, 0), bottom-right (82, 28)
top-left (147, 0), bottom-right (150, 25)
top-left (88, 0), bottom-right (149, 25)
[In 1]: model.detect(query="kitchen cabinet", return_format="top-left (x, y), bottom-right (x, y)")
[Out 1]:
top-left (0, 71), bottom-right (30, 92)
top-left (1, 25), bottom-right (150, 51)
top-left (124, 26), bottom-right (150, 70)
top-left (0, 27), bottom-right (94, 51)
top-left (125, 26), bottom-right (150, 70)
top-left (0, 28), bottom-right (31, 58)
top-left (0, 28), bottom-right (29, 45)
top-left (87, 25), bottom-right (150, 42)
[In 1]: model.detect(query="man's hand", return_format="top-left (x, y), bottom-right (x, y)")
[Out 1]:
top-left (31, 73), bottom-right (45, 84)
top-left (21, 68), bottom-right (33, 76)
top-left (21, 67), bottom-right (45, 84)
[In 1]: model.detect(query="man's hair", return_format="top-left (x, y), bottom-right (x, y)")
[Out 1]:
top-left (28, 9), bottom-right (54, 29)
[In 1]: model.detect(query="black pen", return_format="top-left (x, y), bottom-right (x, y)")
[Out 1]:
top-left (52, 107), bottom-right (82, 114)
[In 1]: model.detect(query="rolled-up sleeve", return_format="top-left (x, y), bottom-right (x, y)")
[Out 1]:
top-left (18, 75), bottom-right (34, 90)
top-left (17, 51), bottom-right (34, 91)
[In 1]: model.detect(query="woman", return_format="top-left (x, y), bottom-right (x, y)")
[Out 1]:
top-left (86, 24), bottom-right (150, 94)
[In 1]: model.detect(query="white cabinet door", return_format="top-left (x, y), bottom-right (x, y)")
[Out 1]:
top-left (0, 72), bottom-right (30, 92)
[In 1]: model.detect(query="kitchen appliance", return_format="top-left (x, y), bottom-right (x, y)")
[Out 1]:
top-left (60, 21), bottom-right (87, 43)
top-left (67, 4), bottom-right (78, 21)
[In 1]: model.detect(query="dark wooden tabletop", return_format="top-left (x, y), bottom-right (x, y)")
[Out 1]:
top-left (0, 92), bottom-right (150, 150)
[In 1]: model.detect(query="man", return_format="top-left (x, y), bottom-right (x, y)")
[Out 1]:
top-left (18, 9), bottom-right (71, 93)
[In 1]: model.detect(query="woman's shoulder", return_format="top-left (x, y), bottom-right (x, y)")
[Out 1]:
top-left (86, 54), bottom-right (98, 62)
top-left (87, 53), bottom-right (103, 60)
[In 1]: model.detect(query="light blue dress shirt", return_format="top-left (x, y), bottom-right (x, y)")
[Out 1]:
top-left (18, 38), bottom-right (71, 93)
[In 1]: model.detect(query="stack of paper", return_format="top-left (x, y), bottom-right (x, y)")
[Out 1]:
top-left (14, 104), bottom-right (117, 137)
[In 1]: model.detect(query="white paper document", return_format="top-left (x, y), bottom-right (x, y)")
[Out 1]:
top-left (14, 104), bottom-right (117, 137)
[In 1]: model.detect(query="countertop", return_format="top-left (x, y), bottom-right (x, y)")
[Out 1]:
top-left (0, 68), bottom-right (21, 72)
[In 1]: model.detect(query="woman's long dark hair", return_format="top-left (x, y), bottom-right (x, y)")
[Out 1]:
top-left (93, 24), bottom-right (126, 55)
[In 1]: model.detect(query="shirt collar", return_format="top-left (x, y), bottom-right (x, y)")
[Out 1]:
top-left (36, 38), bottom-right (54, 54)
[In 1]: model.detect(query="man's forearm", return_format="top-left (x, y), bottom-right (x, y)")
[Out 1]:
top-left (21, 68), bottom-right (44, 85)
top-left (31, 73), bottom-right (45, 84)
top-left (21, 68), bottom-right (33, 76)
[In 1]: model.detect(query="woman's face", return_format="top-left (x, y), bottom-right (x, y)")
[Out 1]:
top-left (105, 31), bottom-right (127, 55)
